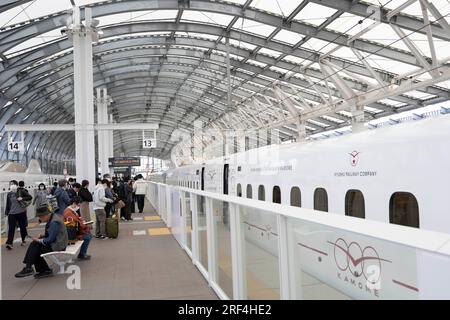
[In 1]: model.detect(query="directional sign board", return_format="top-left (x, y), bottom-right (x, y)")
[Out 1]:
top-left (143, 138), bottom-right (157, 149)
top-left (108, 157), bottom-right (141, 167)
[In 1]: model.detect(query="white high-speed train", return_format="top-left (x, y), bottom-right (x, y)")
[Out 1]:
top-left (0, 159), bottom-right (64, 192)
top-left (165, 114), bottom-right (450, 234)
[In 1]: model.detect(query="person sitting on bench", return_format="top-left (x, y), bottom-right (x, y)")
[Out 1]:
top-left (63, 196), bottom-right (93, 260)
top-left (15, 206), bottom-right (68, 279)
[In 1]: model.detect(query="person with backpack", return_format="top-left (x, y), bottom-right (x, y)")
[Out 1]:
top-left (33, 183), bottom-right (48, 212)
top-left (79, 180), bottom-right (93, 221)
top-left (4, 180), bottom-right (32, 250)
top-left (54, 179), bottom-right (70, 215)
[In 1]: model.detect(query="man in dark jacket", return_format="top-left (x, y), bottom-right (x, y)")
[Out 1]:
top-left (67, 182), bottom-right (81, 199)
top-left (15, 206), bottom-right (68, 279)
top-left (4, 180), bottom-right (32, 250)
top-left (54, 179), bottom-right (70, 215)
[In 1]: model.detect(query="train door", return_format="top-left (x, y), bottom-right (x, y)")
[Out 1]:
top-left (223, 164), bottom-right (230, 226)
top-left (223, 164), bottom-right (229, 195)
top-left (201, 167), bottom-right (205, 191)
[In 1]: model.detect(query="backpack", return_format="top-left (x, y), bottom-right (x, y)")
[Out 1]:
top-left (46, 195), bottom-right (59, 213)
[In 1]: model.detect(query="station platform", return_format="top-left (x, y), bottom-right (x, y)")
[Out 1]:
top-left (1, 200), bottom-right (218, 300)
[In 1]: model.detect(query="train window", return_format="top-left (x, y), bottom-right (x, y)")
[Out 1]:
top-left (290, 187), bottom-right (301, 207)
top-left (237, 184), bottom-right (242, 197)
top-left (246, 184), bottom-right (252, 199)
top-left (345, 190), bottom-right (365, 219)
top-left (196, 182), bottom-right (199, 189)
top-left (389, 192), bottom-right (419, 228)
top-left (273, 186), bottom-right (281, 204)
top-left (258, 185), bottom-right (265, 201)
top-left (314, 188), bottom-right (328, 212)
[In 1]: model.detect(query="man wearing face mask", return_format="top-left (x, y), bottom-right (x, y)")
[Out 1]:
top-left (4, 180), bottom-right (32, 250)
top-left (63, 197), bottom-right (93, 260)
top-left (54, 179), bottom-right (70, 215)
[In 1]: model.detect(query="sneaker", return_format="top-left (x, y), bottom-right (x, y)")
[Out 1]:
top-left (34, 269), bottom-right (53, 279)
top-left (6, 244), bottom-right (13, 250)
top-left (78, 255), bottom-right (91, 260)
top-left (15, 267), bottom-right (34, 278)
top-left (21, 240), bottom-right (26, 246)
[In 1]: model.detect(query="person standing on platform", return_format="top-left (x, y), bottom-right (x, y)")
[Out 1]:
top-left (54, 179), bottom-right (70, 215)
top-left (93, 178), bottom-right (113, 239)
top-left (50, 181), bottom-right (58, 195)
top-left (33, 183), bottom-right (48, 211)
top-left (67, 182), bottom-right (81, 200)
top-left (4, 180), bottom-right (32, 250)
top-left (133, 174), bottom-right (147, 214)
top-left (79, 180), bottom-right (93, 221)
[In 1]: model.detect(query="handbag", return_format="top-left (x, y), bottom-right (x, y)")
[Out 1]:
top-left (64, 216), bottom-right (79, 242)
top-left (17, 190), bottom-right (32, 208)
top-left (116, 200), bottom-right (126, 209)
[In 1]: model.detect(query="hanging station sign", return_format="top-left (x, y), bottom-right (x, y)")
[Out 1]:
top-left (142, 130), bottom-right (157, 149)
top-left (7, 132), bottom-right (25, 152)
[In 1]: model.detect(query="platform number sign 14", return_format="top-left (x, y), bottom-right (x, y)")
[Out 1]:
top-left (8, 141), bottom-right (24, 152)
top-left (143, 138), bottom-right (156, 149)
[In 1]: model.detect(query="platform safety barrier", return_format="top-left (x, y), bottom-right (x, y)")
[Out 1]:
top-left (148, 182), bottom-right (450, 300)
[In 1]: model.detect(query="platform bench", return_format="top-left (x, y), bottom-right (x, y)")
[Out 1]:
top-left (41, 241), bottom-right (84, 274)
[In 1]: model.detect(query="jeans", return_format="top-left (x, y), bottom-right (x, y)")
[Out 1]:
top-left (95, 209), bottom-right (106, 237)
top-left (79, 233), bottom-right (92, 257)
top-left (7, 212), bottom-right (28, 245)
top-left (23, 241), bottom-right (52, 272)
top-left (136, 195), bottom-right (145, 213)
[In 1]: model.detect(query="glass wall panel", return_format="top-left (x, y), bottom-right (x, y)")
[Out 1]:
top-left (240, 206), bottom-right (280, 299)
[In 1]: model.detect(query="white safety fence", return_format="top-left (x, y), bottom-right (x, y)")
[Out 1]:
top-left (146, 182), bottom-right (450, 300)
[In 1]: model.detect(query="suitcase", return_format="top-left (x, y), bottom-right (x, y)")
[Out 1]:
top-left (106, 216), bottom-right (119, 238)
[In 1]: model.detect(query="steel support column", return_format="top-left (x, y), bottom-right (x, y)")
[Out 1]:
top-left (69, 7), bottom-right (98, 186)
top-left (96, 87), bottom-right (110, 177)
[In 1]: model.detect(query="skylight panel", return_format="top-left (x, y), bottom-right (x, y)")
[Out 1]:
top-left (224, 0), bottom-right (248, 5)
top-left (181, 11), bottom-right (234, 26)
top-left (282, 55), bottom-right (305, 65)
top-left (226, 39), bottom-right (257, 51)
top-left (324, 13), bottom-right (373, 36)
top-left (233, 18), bottom-right (277, 37)
top-left (183, 32), bottom-right (219, 41)
top-left (0, 0), bottom-right (72, 29)
top-left (258, 47), bottom-right (283, 58)
top-left (250, 0), bottom-right (304, 17)
top-left (365, 54), bottom-right (419, 75)
top-left (294, 3), bottom-right (338, 26)
top-left (273, 29), bottom-right (303, 45)
top-left (302, 38), bottom-right (338, 54)
top-left (360, 24), bottom-right (409, 52)
top-left (247, 59), bottom-right (267, 68)
top-left (403, 90), bottom-right (437, 100)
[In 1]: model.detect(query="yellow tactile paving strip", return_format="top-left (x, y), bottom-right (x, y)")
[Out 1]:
top-left (148, 227), bottom-right (171, 236)
top-left (144, 215), bottom-right (161, 221)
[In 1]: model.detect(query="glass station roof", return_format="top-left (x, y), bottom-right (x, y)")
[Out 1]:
top-left (1, 0), bottom-right (450, 165)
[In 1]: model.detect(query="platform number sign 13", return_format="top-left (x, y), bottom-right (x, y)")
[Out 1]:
top-left (8, 141), bottom-right (24, 152)
top-left (143, 138), bottom-right (156, 149)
